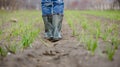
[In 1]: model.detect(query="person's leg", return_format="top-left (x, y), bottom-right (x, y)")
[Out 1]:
top-left (41, 0), bottom-right (53, 40)
top-left (42, 15), bottom-right (53, 40)
top-left (52, 0), bottom-right (64, 41)
top-left (52, 15), bottom-right (63, 40)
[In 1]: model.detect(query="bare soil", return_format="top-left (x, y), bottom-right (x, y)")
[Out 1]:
top-left (0, 15), bottom-right (120, 67)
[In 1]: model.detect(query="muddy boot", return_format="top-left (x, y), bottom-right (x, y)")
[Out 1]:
top-left (42, 15), bottom-right (53, 40)
top-left (52, 14), bottom-right (63, 42)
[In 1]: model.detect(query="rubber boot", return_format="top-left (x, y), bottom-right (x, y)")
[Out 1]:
top-left (52, 14), bottom-right (63, 42)
top-left (42, 15), bottom-right (53, 40)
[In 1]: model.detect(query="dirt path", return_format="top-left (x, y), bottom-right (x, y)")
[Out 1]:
top-left (0, 16), bottom-right (120, 67)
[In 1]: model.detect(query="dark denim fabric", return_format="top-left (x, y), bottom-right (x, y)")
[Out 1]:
top-left (41, 0), bottom-right (64, 16)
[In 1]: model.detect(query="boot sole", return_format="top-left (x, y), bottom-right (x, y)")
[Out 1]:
top-left (51, 38), bottom-right (62, 42)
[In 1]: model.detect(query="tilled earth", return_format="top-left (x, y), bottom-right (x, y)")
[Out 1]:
top-left (0, 15), bottom-right (120, 67)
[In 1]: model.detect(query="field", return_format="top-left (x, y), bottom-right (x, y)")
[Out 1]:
top-left (0, 10), bottom-right (120, 67)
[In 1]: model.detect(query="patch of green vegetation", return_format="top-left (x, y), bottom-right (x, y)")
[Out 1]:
top-left (6, 44), bottom-right (18, 54)
top-left (68, 19), bottom-right (77, 36)
top-left (80, 10), bottom-right (120, 20)
top-left (0, 30), bottom-right (2, 35)
top-left (0, 47), bottom-right (8, 57)
top-left (21, 29), bottom-right (40, 48)
top-left (80, 18), bottom-right (89, 30)
top-left (65, 10), bottom-right (120, 60)
top-left (111, 35), bottom-right (120, 50)
top-left (106, 45), bottom-right (115, 61)
top-left (84, 35), bottom-right (98, 55)
top-left (0, 10), bottom-right (42, 56)
top-left (65, 11), bottom-right (77, 36)
top-left (0, 10), bottom-right (120, 61)
top-left (101, 32), bottom-right (109, 41)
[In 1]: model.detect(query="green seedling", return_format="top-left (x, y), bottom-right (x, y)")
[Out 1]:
top-left (0, 30), bottom-right (2, 35)
top-left (81, 19), bottom-right (88, 30)
top-left (80, 10), bottom-right (120, 20)
top-left (21, 33), bottom-right (33, 48)
top-left (68, 19), bottom-right (72, 27)
top-left (106, 25), bottom-right (114, 33)
top-left (21, 29), bottom-right (39, 48)
top-left (0, 10), bottom-right (42, 54)
top-left (12, 29), bottom-right (20, 36)
top-left (86, 38), bottom-right (91, 50)
top-left (6, 44), bottom-right (17, 54)
top-left (72, 25), bottom-right (76, 36)
top-left (78, 30), bottom-right (86, 43)
top-left (96, 28), bottom-right (101, 39)
top-left (106, 45), bottom-right (115, 61)
top-left (95, 21), bottom-right (101, 28)
top-left (85, 36), bottom-right (98, 55)
top-left (107, 27), bottom-right (113, 33)
top-left (86, 21), bottom-right (100, 39)
top-left (111, 35), bottom-right (119, 50)
top-left (67, 18), bottom-right (77, 36)
top-left (91, 39), bottom-right (98, 55)
top-left (0, 47), bottom-right (7, 57)
top-left (101, 32), bottom-right (109, 41)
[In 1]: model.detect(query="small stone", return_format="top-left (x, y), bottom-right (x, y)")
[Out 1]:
top-left (10, 18), bottom-right (18, 23)
top-left (7, 52), bottom-right (11, 55)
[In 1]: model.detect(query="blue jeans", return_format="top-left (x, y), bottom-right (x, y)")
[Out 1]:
top-left (41, 0), bottom-right (64, 16)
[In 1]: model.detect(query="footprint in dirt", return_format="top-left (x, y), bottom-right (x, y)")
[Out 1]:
top-left (42, 50), bottom-right (60, 56)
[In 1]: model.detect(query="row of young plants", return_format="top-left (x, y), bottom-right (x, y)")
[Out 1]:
top-left (0, 10), bottom-right (42, 56)
top-left (65, 10), bottom-right (120, 61)
top-left (80, 10), bottom-right (120, 20)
